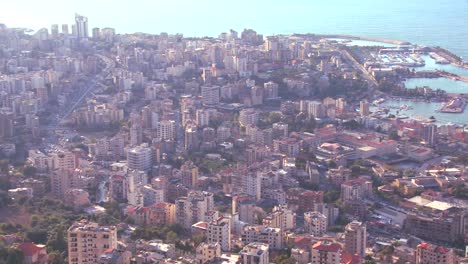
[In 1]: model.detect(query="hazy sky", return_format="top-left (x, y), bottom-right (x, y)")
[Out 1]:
top-left (1, 0), bottom-right (467, 41)
top-left (0, 0), bottom-right (358, 35)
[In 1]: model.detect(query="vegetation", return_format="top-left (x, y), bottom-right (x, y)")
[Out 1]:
top-left (131, 224), bottom-right (186, 244)
top-left (451, 184), bottom-right (468, 199)
top-left (0, 248), bottom-right (24, 264)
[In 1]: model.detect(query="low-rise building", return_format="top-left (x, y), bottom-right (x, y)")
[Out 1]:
top-left (304, 211), bottom-right (328, 236)
top-left (415, 242), bottom-right (455, 264)
top-left (17, 242), bottom-right (48, 264)
top-left (311, 240), bottom-right (342, 264)
top-left (240, 242), bottom-right (269, 264)
top-left (196, 242), bottom-right (221, 264)
top-left (242, 225), bottom-right (283, 249)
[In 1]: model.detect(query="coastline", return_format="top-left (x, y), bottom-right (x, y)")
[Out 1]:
top-left (310, 34), bottom-right (468, 66)
top-left (314, 34), bottom-right (409, 45)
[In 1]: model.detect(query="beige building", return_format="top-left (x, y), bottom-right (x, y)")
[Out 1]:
top-left (242, 225), bottom-right (283, 249)
top-left (341, 177), bottom-right (372, 203)
top-left (67, 220), bottom-right (117, 264)
top-left (240, 242), bottom-right (269, 264)
top-left (262, 205), bottom-right (296, 231)
top-left (327, 166), bottom-right (351, 185)
top-left (311, 240), bottom-right (342, 264)
top-left (180, 161), bottom-right (199, 188)
top-left (239, 108), bottom-right (258, 127)
top-left (344, 221), bottom-right (367, 257)
top-left (415, 242), bottom-right (455, 264)
top-left (196, 242), bottom-right (221, 264)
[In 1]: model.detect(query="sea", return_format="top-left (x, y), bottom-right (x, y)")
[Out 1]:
top-left (1, 0), bottom-right (468, 59)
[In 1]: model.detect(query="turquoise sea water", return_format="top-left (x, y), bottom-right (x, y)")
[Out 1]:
top-left (414, 56), bottom-right (468, 77)
top-left (405, 78), bottom-right (468, 94)
top-left (374, 99), bottom-right (467, 126)
top-left (1, 0), bottom-right (468, 59)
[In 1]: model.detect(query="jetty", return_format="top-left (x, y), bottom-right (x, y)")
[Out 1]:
top-left (440, 97), bottom-right (466, 113)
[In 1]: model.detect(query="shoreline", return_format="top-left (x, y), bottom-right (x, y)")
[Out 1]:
top-left (313, 34), bottom-right (410, 45)
top-left (309, 33), bottom-right (468, 66)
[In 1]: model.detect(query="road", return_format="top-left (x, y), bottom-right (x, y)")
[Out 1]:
top-left (40, 54), bottom-right (115, 148)
top-left (341, 48), bottom-right (378, 87)
top-left (417, 155), bottom-right (445, 175)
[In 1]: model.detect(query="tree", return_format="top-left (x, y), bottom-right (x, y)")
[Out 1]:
top-left (389, 130), bottom-right (400, 140)
top-left (26, 229), bottom-right (48, 244)
top-left (0, 248), bottom-right (24, 264)
top-left (452, 185), bottom-right (468, 199)
top-left (48, 251), bottom-right (66, 264)
top-left (0, 191), bottom-right (10, 208)
top-left (166, 231), bottom-right (178, 243)
top-left (47, 227), bottom-right (67, 253)
top-left (273, 255), bottom-right (296, 264)
top-left (23, 166), bottom-right (37, 177)
top-left (324, 190), bottom-right (341, 203)
top-left (0, 160), bottom-right (9, 173)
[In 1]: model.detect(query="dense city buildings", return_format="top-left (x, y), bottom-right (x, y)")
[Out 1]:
top-left (0, 12), bottom-right (466, 264)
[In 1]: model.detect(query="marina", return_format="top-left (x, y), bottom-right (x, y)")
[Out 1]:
top-left (440, 97), bottom-right (466, 113)
top-left (372, 99), bottom-right (468, 125)
top-left (404, 78), bottom-right (468, 94)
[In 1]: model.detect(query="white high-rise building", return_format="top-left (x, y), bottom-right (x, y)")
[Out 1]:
top-left (125, 170), bottom-right (147, 206)
top-left (207, 217), bottom-right (231, 251)
top-left (75, 14), bottom-right (89, 40)
top-left (242, 173), bottom-right (261, 201)
top-left (304, 211), bottom-right (328, 236)
top-left (344, 221), bottom-right (367, 257)
top-left (175, 191), bottom-right (214, 228)
top-left (262, 205), bottom-right (296, 231)
top-left (127, 144), bottom-right (153, 171)
top-left (156, 120), bottom-right (176, 141)
top-left (142, 184), bottom-right (165, 206)
top-left (130, 123), bottom-right (143, 146)
top-left (196, 109), bottom-right (210, 127)
top-left (201, 85), bottom-right (220, 105)
top-left (264, 81), bottom-right (279, 99)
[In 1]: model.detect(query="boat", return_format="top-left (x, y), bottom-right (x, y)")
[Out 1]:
top-left (396, 115), bottom-right (409, 119)
top-left (372, 98), bottom-right (386, 105)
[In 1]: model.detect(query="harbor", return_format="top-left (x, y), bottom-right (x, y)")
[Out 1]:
top-left (404, 77), bottom-right (468, 94)
top-left (372, 98), bottom-right (467, 125)
top-left (440, 97), bottom-right (466, 113)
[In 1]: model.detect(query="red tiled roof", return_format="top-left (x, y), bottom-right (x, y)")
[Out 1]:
top-left (418, 242), bottom-right (450, 254)
top-left (293, 236), bottom-right (313, 249)
top-left (18, 242), bottom-right (45, 256)
top-left (434, 246), bottom-right (450, 254)
top-left (312, 241), bottom-right (341, 253)
top-left (341, 253), bottom-right (362, 264)
top-left (104, 248), bottom-right (114, 254)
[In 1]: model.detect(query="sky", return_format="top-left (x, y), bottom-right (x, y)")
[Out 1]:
top-left (1, 0), bottom-right (268, 34)
top-left (0, 0), bottom-right (357, 36)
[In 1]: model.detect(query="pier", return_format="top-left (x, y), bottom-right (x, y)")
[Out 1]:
top-left (440, 97), bottom-right (466, 113)
top-left (438, 71), bottom-right (468, 83)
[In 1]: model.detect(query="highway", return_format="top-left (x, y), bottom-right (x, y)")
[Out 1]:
top-left (40, 54), bottom-right (115, 147)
